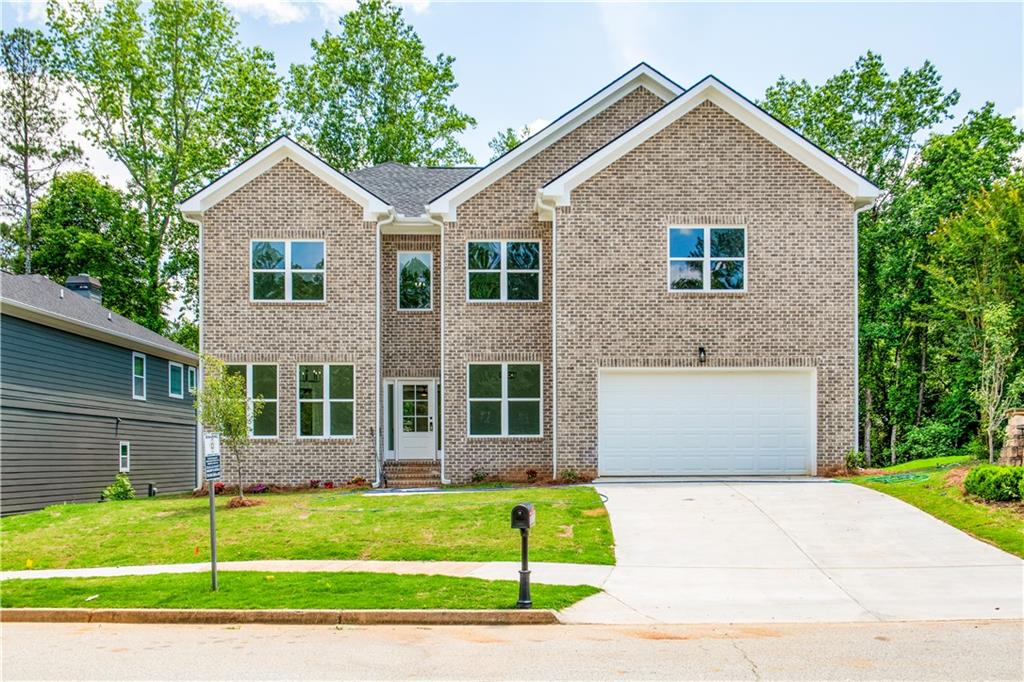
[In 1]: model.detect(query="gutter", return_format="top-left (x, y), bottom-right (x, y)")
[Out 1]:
top-left (374, 210), bottom-right (397, 488)
top-left (426, 212), bottom-right (451, 484)
top-left (852, 201), bottom-right (873, 453)
top-left (535, 195), bottom-right (559, 481)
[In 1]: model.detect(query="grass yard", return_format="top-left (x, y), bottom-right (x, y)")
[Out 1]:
top-left (867, 455), bottom-right (973, 473)
top-left (0, 572), bottom-right (599, 611)
top-left (1, 487), bottom-right (614, 571)
top-left (850, 457), bottom-right (1024, 558)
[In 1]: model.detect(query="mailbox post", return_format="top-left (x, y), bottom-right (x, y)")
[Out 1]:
top-left (511, 502), bottom-right (536, 609)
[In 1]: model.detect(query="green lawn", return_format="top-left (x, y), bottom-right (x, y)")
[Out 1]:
top-left (867, 455), bottom-right (972, 473)
top-left (850, 458), bottom-right (1024, 559)
top-left (0, 572), bottom-right (599, 611)
top-left (1, 487), bottom-right (614, 570)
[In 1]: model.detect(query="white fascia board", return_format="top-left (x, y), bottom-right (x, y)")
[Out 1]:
top-left (178, 137), bottom-right (391, 221)
top-left (426, 64), bottom-right (684, 221)
top-left (540, 77), bottom-right (880, 208)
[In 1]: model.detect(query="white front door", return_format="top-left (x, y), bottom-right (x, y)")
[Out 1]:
top-left (396, 380), bottom-right (436, 460)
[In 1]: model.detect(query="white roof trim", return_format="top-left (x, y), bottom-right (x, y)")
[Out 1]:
top-left (179, 137), bottom-right (391, 221)
top-left (540, 76), bottom-right (880, 211)
top-left (427, 63), bottom-right (683, 221)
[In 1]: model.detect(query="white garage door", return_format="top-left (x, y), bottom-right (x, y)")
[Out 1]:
top-left (598, 369), bottom-right (815, 476)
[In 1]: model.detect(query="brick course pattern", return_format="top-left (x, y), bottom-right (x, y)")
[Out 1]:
top-left (554, 101), bottom-right (857, 477)
top-left (201, 158), bottom-right (377, 485)
top-left (441, 86), bottom-right (667, 482)
top-left (381, 234), bottom-right (440, 379)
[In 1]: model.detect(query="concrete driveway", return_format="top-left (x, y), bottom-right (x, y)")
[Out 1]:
top-left (560, 480), bottom-right (1023, 624)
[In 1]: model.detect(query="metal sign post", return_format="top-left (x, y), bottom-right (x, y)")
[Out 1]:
top-left (203, 432), bottom-right (222, 591)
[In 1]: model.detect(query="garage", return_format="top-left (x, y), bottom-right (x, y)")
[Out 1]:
top-left (598, 369), bottom-right (815, 476)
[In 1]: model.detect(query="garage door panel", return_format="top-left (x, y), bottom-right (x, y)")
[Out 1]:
top-left (598, 370), bottom-right (814, 476)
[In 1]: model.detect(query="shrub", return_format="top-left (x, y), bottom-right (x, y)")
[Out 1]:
top-left (101, 473), bottom-right (135, 501)
top-left (213, 481), bottom-right (226, 495)
top-left (469, 468), bottom-right (488, 484)
top-left (309, 479), bottom-right (321, 489)
top-left (324, 480), bottom-right (334, 489)
top-left (1020, 473), bottom-right (1024, 500)
top-left (348, 476), bottom-right (367, 487)
top-left (845, 450), bottom-right (866, 470)
top-left (561, 468), bottom-right (580, 484)
top-left (896, 421), bottom-right (959, 463)
top-left (959, 438), bottom-right (989, 461)
top-left (525, 468), bottom-right (538, 483)
top-left (963, 466), bottom-right (1024, 502)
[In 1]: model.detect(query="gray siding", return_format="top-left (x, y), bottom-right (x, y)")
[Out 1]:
top-left (1, 314), bottom-right (197, 514)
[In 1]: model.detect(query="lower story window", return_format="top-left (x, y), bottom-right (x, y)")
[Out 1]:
top-left (119, 441), bottom-right (130, 473)
top-left (468, 363), bottom-right (541, 436)
top-left (226, 364), bottom-right (278, 437)
top-left (298, 364), bottom-right (355, 437)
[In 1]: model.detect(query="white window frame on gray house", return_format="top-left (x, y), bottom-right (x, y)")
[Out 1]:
top-left (397, 251), bottom-right (433, 311)
top-left (119, 441), bottom-right (130, 473)
top-left (296, 363), bottom-right (356, 439)
top-left (466, 240), bottom-right (542, 302)
top-left (168, 361), bottom-right (184, 399)
top-left (467, 362), bottom-right (543, 437)
top-left (132, 352), bottom-right (146, 400)
top-left (187, 366), bottom-right (197, 394)
top-left (250, 239), bottom-right (326, 302)
top-left (666, 226), bottom-right (747, 293)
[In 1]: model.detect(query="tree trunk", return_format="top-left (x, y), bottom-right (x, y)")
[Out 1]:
top-left (915, 336), bottom-right (927, 425)
top-left (987, 427), bottom-right (995, 464)
top-left (890, 424), bottom-right (897, 466)
top-left (22, 151), bottom-right (32, 274)
top-left (863, 387), bottom-right (873, 466)
top-left (237, 454), bottom-right (245, 499)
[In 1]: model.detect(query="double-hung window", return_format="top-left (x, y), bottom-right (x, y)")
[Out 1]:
top-left (226, 364), bottom-right (278, 437)
top-left (297, 364), bottom-right (355, 438)
top-left (467, 241), bottom-right (541, 301)
top-left (668, 226), bottom-right (746, 291)
top-left (168, 362), bottom-right (184, 399)
top-left (251, 240), bottom-right (325, 301)
top-left (187, 366), bottom-right (197, 394)
top-left (468, 363), bottom-right (542, 436)
top-left (397, 251), bottom-right (432, 310)
top-left (118, 441), bottom-right (130, 473)
top-left (132, 352), bottom-right (146, 400)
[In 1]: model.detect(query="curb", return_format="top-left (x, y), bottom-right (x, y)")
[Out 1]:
top-left (0, 608), bottom-right (560, 626)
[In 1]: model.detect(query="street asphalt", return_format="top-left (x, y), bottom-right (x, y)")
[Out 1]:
top-left (2, 620), bottom-right (1021, 680)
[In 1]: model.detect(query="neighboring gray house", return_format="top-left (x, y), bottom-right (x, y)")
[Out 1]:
top-left (1, 271), bottom-right (198, 514)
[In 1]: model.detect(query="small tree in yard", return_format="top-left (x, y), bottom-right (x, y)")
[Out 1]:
top-left (193, 355), bottom-right (263, 500)
top-left (975, 304), bottom-right (1021, 462)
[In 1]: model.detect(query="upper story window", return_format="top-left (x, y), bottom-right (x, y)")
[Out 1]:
top-left (468, 363), bottom-right (542, 437)
top-left (668, 226), bottom-right (746, 292)
top-left (226, 364), bottom-right (278, 437)
top-left (297, 364), bottom-right (355, 438)
top-left (251, 240), bottom-right (325, 302)
top-left (168, 362), bottom-right (184, 399)
top-left (132, 352), bottom-right (146, 400)
top-left (467, 241), bottom-right (541, 302)
top-left (397, 251), bottom-right (432, 311)
top-left (187, 366), bottom-right (197, 394)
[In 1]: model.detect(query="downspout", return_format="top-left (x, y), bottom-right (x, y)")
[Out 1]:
top-left (852, 202), bottom-right (872, 455)
top-left (426, 212), bottom-right (451, 483)
top-left (374, 210), bottom-right (397, 488)
top-left (537, 195), bottom-right (558, 481)
top-left (181, 212), bottom-right (204, 491)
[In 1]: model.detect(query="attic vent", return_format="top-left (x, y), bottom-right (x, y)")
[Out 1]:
top-left (64, 273), bottom-right (103, 304)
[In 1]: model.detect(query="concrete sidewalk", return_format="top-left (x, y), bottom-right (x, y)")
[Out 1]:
top-left (0, 559), bottom-right (613, 587)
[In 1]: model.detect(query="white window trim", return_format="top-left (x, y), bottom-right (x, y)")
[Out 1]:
top-left (296, 363), bottom-right (356, 440)
top-left (666, 225), bottom-right (748, 293)
top-left (249, 239), bottom-right (327, 303)
top-left (118, 441), bottom-right (130, 473)
top-left (466, 240), bottom-right (542, 303)
top-left (168, 361), bottom-right (184, 399)
top-left (187, 366), bottom-right (197, 394)
top-left (396, 250), bottom-right (433, 312)
top-left (132, 352), bottom-right (146, 401)
top-left (229, 363), bottom-right (279, 439)
top-left (466, 362), bottom-right (543, 438)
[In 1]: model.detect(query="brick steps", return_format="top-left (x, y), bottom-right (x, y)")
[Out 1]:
top-left (382, 460), bottom-right (442, 488)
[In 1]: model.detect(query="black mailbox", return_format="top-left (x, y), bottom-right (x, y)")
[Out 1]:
top-left (511, 502), bottom-right (535, 530)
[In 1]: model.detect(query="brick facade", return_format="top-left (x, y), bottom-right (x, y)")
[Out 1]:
top-left (201, 158), bottom-right (377, 485)
top-left (198, 86), bottom-right (858, 485)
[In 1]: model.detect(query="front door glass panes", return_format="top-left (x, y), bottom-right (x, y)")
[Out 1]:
top-left (402, 384), bottom-right (430, 433)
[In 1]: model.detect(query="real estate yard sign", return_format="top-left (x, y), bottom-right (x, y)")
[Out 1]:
top-left (203, 432), bottom-right (221, 591)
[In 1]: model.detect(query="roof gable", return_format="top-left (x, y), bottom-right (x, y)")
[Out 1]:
top-left (539, 76), bottom-right (879, 213)
top-left (179, 137), bottom-right (391, 221)
top-left (427, 63), bottom-right (683, 220)
top-left (347, 162), bottom-right (479, 217)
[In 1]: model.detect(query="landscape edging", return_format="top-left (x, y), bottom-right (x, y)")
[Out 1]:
top-left (0, 607), bottom-right (559, 626)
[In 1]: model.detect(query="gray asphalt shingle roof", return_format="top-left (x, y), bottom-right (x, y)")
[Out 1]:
top-left (347, 162), bottom-right (479, 216)
top-left (0, 271), bottom-right (196, 360)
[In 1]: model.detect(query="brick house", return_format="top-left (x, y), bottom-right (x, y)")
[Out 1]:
top-left (180, 64), bottom-right (878, 487)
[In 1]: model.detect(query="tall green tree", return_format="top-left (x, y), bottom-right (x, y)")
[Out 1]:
top-left (286, 0), bottom-right (476, 171)
top-left (4, 171), bottom-right (149, 323)
top-left (488, 126), bottom-right (527, 161)
top-left (0, 28), bottom-right (81, 273)
top-left (47, 0), bottom-right (282, 333)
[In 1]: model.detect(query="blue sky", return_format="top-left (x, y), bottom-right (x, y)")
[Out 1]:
top-left (5, 0), bottom-right (1022, 177)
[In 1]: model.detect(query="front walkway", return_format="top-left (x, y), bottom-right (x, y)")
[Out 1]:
top-left (560, 480), bottom-right (1024, 624)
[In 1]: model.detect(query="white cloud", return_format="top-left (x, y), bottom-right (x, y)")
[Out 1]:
top-left (597, 1), bottom-right (654, 69)
top-left (6, 0), bottom-right (48, 24)
top-left (222, 0), bottom-right (428, 25)
top-left (1013, 106), bottom-right (1024, 127)
top-left (524, 118), bottom-right (550, 137)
